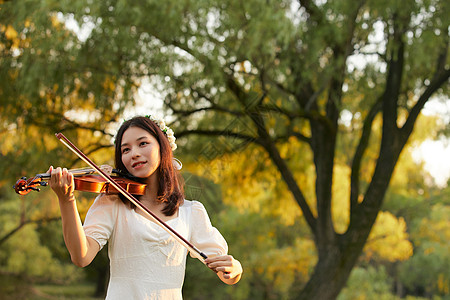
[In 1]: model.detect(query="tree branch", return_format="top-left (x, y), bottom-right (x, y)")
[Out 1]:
top-left (381, 14), bottom-right (405, 142)
top-left (401, 67), bottom-right (450, 140)
top-left (298, 0), bottom-right (323, 21)
top-left (401, 32), bottom-right (450, 139)
top-left (60, 116), bottom-right (115, 138)
top-left (176, 129), bottom-right (261, 146)
top-left (168, 102), bottom-right (245, 118)
top-left (226, 74), bottom-right (318, 230)
top-left (350, 98), bottom-right (382, 215)
top-left (166, 79), bottom-right (246, 118)
top-left (0, 216), bottom-right (60, 246)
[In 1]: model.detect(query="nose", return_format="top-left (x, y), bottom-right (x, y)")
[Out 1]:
top-left (130, 147), bottom-right (141, 158)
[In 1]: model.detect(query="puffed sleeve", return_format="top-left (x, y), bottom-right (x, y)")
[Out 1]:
top-left (189, 201), bottom-right (228, 258)
top-left (83, 194), bottom-right (118, 250)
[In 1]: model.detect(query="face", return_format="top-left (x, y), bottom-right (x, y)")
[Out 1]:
top-left (120, 126), bottom-right (161, 179)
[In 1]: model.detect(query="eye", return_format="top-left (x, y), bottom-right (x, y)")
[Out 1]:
top-left (140, 141), bottom-right (149, 147)
top-left (121, 147), bottom-right (130, 154)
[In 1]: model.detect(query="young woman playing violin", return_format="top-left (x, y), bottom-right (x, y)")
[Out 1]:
top-left (47, 116), bottom-right (243, 299)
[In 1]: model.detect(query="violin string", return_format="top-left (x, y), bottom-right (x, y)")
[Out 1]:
top-left (38, 166), bottom-right (112, 180)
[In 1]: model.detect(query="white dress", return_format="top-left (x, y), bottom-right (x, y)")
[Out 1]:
top-left (83, 194), bottom-right (228, 300)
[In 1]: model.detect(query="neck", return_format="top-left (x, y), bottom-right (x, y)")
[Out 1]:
top-left (141, 171), bottom-right (160, 204)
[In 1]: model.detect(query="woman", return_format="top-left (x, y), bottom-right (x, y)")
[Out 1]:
top-left (48, 115), bottom-right (243, 299)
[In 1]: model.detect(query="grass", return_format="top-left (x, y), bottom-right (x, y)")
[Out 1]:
top-left (31, 283), bottom-right (103, 300)
top-left (0, 282), bottom-right (103, 300)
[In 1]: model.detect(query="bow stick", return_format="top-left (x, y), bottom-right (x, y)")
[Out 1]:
top-left (55, 133), bottom-right (208, 263)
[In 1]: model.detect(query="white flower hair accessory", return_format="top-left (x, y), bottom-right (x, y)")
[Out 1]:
top-left (145, 115), bottom-right (177, 151)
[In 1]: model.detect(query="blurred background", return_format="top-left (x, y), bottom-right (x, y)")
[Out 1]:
top-left (0, 0), bottom-right (449, 299)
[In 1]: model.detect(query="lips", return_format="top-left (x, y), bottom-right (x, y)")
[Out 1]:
top-left (132, 161), bottom-right (147, 169)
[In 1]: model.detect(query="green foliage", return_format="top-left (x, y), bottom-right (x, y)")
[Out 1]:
top-left (0, 193), bottom-right (83, 284)
top-left (184, 207), bottom-right (316, 299)
top-left (398, 200), bottom-right (450, 297)
top-left (338, 266), bottom-right (393, 300)
top-left (380, 182), bottom-right (450, 298)
top-left (2, 225), bottom-right (81, 282)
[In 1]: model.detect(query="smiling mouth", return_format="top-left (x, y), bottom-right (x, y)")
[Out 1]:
top-left (132, 161), bottom-right (147, 168)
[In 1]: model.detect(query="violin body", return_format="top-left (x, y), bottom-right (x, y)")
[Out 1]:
top-left (73, 175), bottom-right (146, 195)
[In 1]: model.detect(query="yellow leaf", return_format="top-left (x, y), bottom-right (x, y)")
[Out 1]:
top-left (50, 15), bottom-right (62, 28)
top-left (5, 25), bottom-right (18, 40)
top-left (363, 211), bottom-right (414, 262)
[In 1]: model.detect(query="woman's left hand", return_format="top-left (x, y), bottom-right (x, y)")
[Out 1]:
top-left (205, 255), bottom-right (243, 284)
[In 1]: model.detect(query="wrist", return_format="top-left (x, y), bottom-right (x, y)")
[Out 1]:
top-left (58, 194), bottom-right (76, 204)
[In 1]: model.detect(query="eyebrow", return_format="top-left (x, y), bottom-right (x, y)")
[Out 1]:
top-left (121, 136), bottom-right (148, 148)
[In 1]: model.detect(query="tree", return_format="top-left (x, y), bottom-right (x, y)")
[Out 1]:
top-left (1, 0), bottom-right (448, 298)
top-left (161, 1), bottom-right (450, 298)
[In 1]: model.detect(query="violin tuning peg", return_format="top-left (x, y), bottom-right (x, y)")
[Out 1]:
top-left (29, 187), bottom-right (40, 192)
top-left (40, 182), bottom-right (48, 186)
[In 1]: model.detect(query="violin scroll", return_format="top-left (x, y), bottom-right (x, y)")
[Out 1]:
top-left (14, 176), bottom-right (48, 195)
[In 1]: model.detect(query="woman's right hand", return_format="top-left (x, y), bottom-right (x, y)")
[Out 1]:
top-left (47, 166), bottom-right (75, 201)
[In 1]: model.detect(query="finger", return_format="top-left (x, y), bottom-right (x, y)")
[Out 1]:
top-left (207, 261), bottom-right (232, 270)
top-left (216, 266), bottom-right (231, 274)
top-left (52, 167), bottom-right (62, 176)
top-left (47, 166), bottom-right (54, 186)
top-left (67, 171), bottom-right (74, 183)
top-left (54, 167), bottom-right (61, 181)
top-left (206, 262), bottom-right (218, 273)
top-left (62, 168), bottom-right (69, 181)
top-left (52, 167), bottom-right (63, 185)
top-left (206, 258), bottom-right (233, 268)
top-left (205, 255), bottom-right (233, 264)
top-left (216, 267), bottom-right (233, 279)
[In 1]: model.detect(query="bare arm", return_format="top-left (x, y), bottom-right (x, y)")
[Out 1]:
top-left (49, 166), bottom-right (100, 267)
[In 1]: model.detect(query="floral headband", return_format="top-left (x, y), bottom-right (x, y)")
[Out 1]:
top-left (144, 115), bottom-right (177, 151)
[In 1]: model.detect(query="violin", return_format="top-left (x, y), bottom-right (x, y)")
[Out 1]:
top-left (14, 165), bottom-right (146, 196)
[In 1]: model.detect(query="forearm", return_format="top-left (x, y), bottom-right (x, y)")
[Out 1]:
top-left (58, 196), bottom-right (98, 267)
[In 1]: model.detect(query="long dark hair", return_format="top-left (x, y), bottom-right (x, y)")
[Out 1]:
top-left (114, 116), bottom-right (184, 216)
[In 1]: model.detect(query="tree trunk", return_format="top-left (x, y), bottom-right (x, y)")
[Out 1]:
top-left (298, 242), bottom-right (362, 300)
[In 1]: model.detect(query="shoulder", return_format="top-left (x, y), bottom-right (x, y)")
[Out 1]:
top-left (93, 193), bottom-right (121, 206)
top-left (184, 200), bottom-right (215, 226)
top-left (182, 199), bottom-right (207, 213)
top-left (180, 200), bottom-right (210, 222)
top-left (87, 193), bottom-right (122, 216)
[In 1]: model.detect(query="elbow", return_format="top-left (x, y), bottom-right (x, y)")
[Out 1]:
top-left (71, 255), bottom-right (92, 268)
top-left (72, 261), bottom-right (88, 268)
top-left (69, 238), bottom-right (99, 268)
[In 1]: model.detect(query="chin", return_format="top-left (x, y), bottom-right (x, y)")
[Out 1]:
top-left (134, 170), bottom-right (157, 179)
